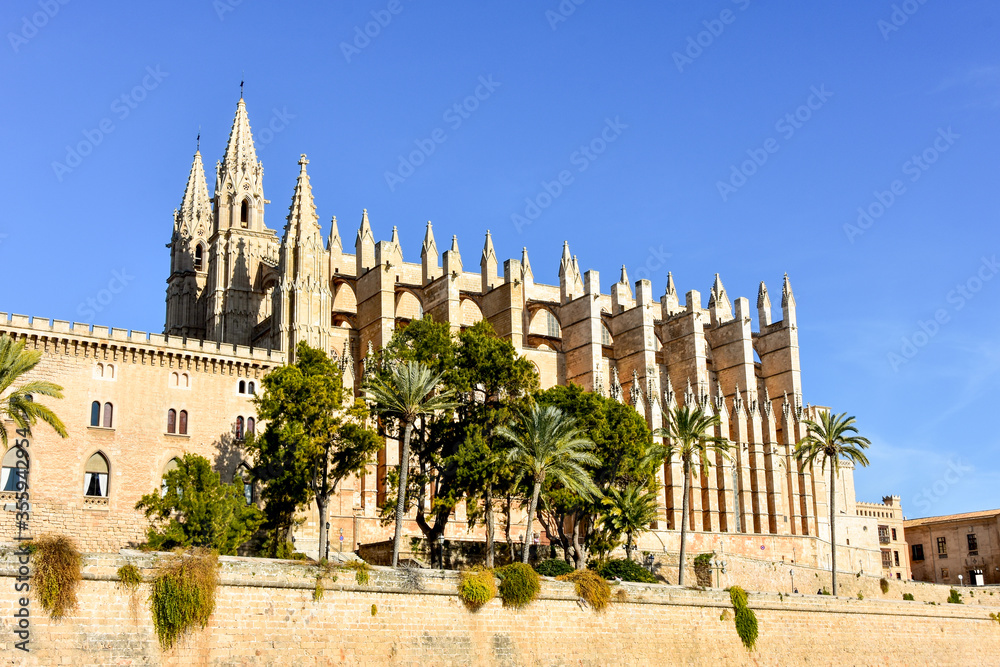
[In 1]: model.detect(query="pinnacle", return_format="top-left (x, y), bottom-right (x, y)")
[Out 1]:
top-left (482, 230), bottom-right (496, 260)
top-left (178, 149), bottom-right (212, 225)
top-left (619, 265), bottom-right (629, 285)
top-left (421, 221), bottom-right (437, 256)
top-left (665, 271), bottom-right (676, 297)
top-left (221, 96), bottom-right (258, 177)
top-left (450, 234), bottom-right (460, 253)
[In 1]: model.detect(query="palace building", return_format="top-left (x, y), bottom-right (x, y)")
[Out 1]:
top-left (0, 96), bottom-right (905, 576)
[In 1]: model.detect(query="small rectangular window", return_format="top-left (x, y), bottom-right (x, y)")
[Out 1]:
top-left (911, 544), bottom-right (924, 561)
top-left (937, 537), bottom-right (947, 557)
top-left (967, 533), bottom-right (978, 555)
top-left (894, 551), bottom-right (900, 566)
top-left (891, 528), bottom-right (897, 541)
top-left (941, 567), bottom-right (949, 579)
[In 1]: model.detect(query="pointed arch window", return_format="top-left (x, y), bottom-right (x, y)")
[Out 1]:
top-left (235, 416), bottom-right (244, 440)
top-left (240, 200), bottom-right (250, 228)
top-left (246, 417), bottom-right (255, 436)
top-left (194, 244), bottom-right (204, 271)
top-left (1, 447), bottom-right (27, 492)
top-left (167, 409), bottom-right (177, 434)
top-left (90, 401), bottom-right (101, 426)
top-left (236, 463), bottom-right (254, 505)
top-left (103, 402), bottom-right (114, 428)
top-left (178, 410), bottom-right (188, 435)
top-left (161, 457), bottom-right (179, 497)
top-left (84, 452), bottom-right (110, 497)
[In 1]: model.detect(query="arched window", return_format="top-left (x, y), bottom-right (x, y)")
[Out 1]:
top-left (246, 417), bottom-right (255, 436)
top-left (171, 372), bottom-right (179, 387)
top-left (194, 244), bottom-right (204, 271)
top-left (235, 416), bottom-right (244, 440)
top-left (107, 364), bottom-right (115, 379)
top-left (97, 362), bottom-right (104, 377)
top-left (238, 380), bottom-right (246, 394)
top-left (90, 401), bottom-right (101, 426)
top-left (183, 373), bottom-right (190, 388)
top-left (248, 381), bottom-right (255, 395)
top-left (236, 463), bottom-right (254, 505)
top-left (103, 402), bottom-right (113, 428)
top-left (240, 200), bottom-right (249, 228)
top-left (178, 410), bottom-right (188, 435)
top-left (161, 458), bottom-right (179, 497)
top-left (84, 452), bottom-right (109, 497)
top-left (1, 447), bottom-right (27, 492)
top-left (546, 311), bottom-right (560, 338)
top-left (167, 409), bottom-right (177, 434)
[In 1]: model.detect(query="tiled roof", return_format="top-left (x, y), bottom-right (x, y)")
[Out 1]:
top-left (904, 509), bottom-right (1000, 528)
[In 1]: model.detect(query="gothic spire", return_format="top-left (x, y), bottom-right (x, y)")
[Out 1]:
top-left (482, 230), bottom-right (497, 264)
top-left (328, 216), bottom-right (341, 252)
top-left (421, 221), bottom-right (437, 258)
top-left (390, 225), bottom-right (400, 246)
top-left (665, 271), bottom-right (676, 297)
top-left (284, 154), bottom-right (320, 241)
top-left (782, 273), bottom-right (795, 308)
top-left (177, 148), bottom-right (212, 230)
top-left (221, 96), bottom-right (259, 180)
top-left (558, 241), bottom-right (573, 277)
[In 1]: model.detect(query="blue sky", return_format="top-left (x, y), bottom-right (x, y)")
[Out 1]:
top-left (1, 1), bottom-right (997, 518)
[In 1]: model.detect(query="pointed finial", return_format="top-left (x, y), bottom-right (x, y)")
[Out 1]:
top-left (665, 271), bottom-right (676, 297)
top-left (391, 225), bottom-right (400, 245)
top-left (240, 76), bottom-right (244, 99)
top-left (451, 234), bottom-right (460, 252)
top-left (196, 130), bottom-right (200, 152)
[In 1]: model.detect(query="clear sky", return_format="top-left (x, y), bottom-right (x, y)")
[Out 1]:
top-left (1, 1), bottom-right (997, 518)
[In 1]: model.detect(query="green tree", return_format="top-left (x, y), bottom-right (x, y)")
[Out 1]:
top-left (536, 384), bottom-right (656, 568)
top-left (794, 410), bottom-right (871, 594)
top-left (601, 482), bottom-right (660, 561)
top-left (0, 333), bottom-right (67, 446)
top-left (135, 453), bottom-right (262, 554)
top-left (364, 360), bottom-right (456, 567)
top-left (497, 404), bottom-right (599, 563)
top-left (374, 318), bottom-right (536, 568)
top-left (250, 342), bottom-right (382, 560)
top-left (654, 405), bottom-right (730, 586)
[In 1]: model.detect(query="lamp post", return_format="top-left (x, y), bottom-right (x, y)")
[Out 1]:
top-left (958, 574), bottom-right (964, 588)
top-left (645, 553), bottom-right (655, 574)
top-left (711, 559), bottom-right (727, 588)
top-left (790, 568), bottom-right (795, 593)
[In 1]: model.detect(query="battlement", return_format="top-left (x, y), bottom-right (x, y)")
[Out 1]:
top-left (0, 312), bottom-right (285, 367)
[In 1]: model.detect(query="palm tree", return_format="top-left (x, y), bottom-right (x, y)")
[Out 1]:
top-left (654, 404), bottom-right (730, 586)
top-left (497, 404), bottom-right (599, 563)
top-left (601, 483), bottom-right (659, 561)
top-left (364, 360), bottom-right (456, 568)
top-left (0, 334), bottom-right (67, 446)
top-left (794, 410), bottom-right (870, 595)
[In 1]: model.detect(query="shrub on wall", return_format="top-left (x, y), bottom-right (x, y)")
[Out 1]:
top-left (693, 552), bottom-right (715, 588)
top-left (557, 570), bottom-right (610, 611)
top-left (598, 558), bottom-right (657, 584)
top-left (494, 563), bottom-right (541, 608)
top-left (535, 559), bottom-right (574, 577)
top-left (728, 585), bottom-right (758, 651)
top-left (458, 568), bottom-right (497, 611)
top-left (32, 536), bottom-right (82, 619)
top-left (903, 593), bottom-right (915, 601)
top-left (879, 578), bottom-right (890, 594)
top-left (342, 560), bottom-right (372, 586)
top-left (116, 563), bottom-right (144, 620)
top-left (149, 549), bottom-right (219, 650)
top-left (947, 589), bottom-right (963, 604)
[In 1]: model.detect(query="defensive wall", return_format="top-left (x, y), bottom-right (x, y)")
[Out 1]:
top-left (2, 552), bottom-right (999, 666)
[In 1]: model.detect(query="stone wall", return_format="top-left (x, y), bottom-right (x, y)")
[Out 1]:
top-left (3, 552), bottom-right (1000, 666)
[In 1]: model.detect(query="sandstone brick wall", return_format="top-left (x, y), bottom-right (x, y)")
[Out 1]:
top-left (3, 553), bottom-right (1000, 666)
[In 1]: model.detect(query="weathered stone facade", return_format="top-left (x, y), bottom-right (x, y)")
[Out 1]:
top-left (1, 96), bottom-right (903, 576)
top-left (905, 509), bottom-right (1000, 585)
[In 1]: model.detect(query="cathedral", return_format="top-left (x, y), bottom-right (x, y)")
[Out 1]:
top-left (0, 96), bottom-right (908, 580)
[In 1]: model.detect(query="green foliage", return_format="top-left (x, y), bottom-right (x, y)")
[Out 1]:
top-left (600, 483), bottom-right (660, 558)
top-left (989, 612), bottom-right (999, 625)
top-left (947, 589), bottom-right (963, 604)
top-left (117, 563), bottom-right (143, 590)
top-left (135, 453), bottom-right (263, 555)
top-left (879, 577), bottom-right (890, 594)
top-left (32, 535), bottom-right (81, 619)
top-left (535, 559), bottom-right (574, 577)
top-left (149, 549), bottom-right (219, 650)
top-left (313, 575), bottom-right (325, 601)
top-left (0, 333), bottom-right (68, 446)
top-left (728, 585), bottom-right (758, 651)
top-left (857, 591), bottom-right (864, 600)
top-left (557, 569), bottom-right (610, 611)
top-left (252, 342), bottom-right (383, 558)
top-left (494, 563), bottom-right (541, 608)
top-left (903, 593), bottom-right (915, 601)
top-left (458, 568), bottom-right (498, 611)
top-left (342, 560), bottom-right (372, 585)
top-left (693, 552), bottom-right (715, 566)
top-left (598, 558), bottom-right (657, 584)
top-left (819, 587), bottom-right (831, 595)
top-left (371, 603), bottom-right (378, 616)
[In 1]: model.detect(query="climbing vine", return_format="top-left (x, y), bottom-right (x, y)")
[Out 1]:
top-left (149, 549), bottom-right (219, 650)
top-left (32, 536), bottom-right (82, 619)
top-left (728, 585), bottom-right (758, 651)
